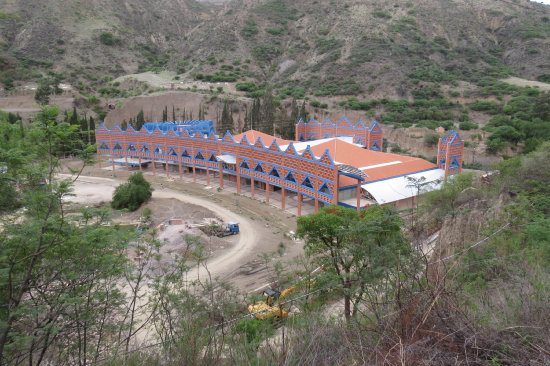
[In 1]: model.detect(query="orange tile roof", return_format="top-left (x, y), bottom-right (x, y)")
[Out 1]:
top-left (232, 130), bottom-right (293, 147)
top-left (304, 139), bottom-right (437, 187)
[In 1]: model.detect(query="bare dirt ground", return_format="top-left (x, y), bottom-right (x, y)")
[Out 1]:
top-left (60, 160), bottom-right (303, 292)
top-left (0, 93), bottom-right (74, 119)
top-left (501, 77), bottom-right (550, 91)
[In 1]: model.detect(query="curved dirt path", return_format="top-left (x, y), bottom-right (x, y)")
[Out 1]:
top-left (61, 174), bottom-right (257, 282)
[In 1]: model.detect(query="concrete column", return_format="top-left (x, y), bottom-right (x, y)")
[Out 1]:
top-left (179, 161), bottom-right (182, 179)
top-left (297, 192), bottom-right (302, 217)
top-left (219, 162), bottom-right (224, 188)
top-left (236, 157), bottom-right (241, 194)
top-left (111, 155), bottom-right (115, 172)
top-left (139, 156), bottom-right (142, 172)
top-left (152, 158), bottom-right (156, 175)
top-left (251, 177), bottom-right (255, 198)
top-left (356, 181), bottom-right (361, 212)
top-left (206, 167), bottom-right (210, 185)
top-left (315, 198), bottom-right (319, 213)
top-left (281, 187), bottom-right (286, 210)
top-left (125, 155), bottom-right (129, 171)
top-left (166, 160), bottom-right (169, 177)
top-left (192, 163), bottom-right (196, 182)
top-left (98, 153), bottom-right (102, 168)
top-left (266, 182), bottom-right (270, 203)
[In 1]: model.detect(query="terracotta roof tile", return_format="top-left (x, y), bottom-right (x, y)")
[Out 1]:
top-left (232, 130), bottom-right (292, 147)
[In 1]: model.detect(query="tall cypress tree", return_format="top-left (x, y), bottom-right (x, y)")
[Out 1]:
top-left (89, 116), bottom-right (96, 144)
top-left (261, 87), bottom-right (275, 134)
top-left (70, 106), bottom-right (79, 125)
top-left (299, 100), bottom-right (309, 122)
top-left (172, 105), bottom-right (176, 122)
top-left (219, 99), bottom-right (234, 135)
top-left (251, 98), bottom-right (261, 131)
top-left (162, 106), bottom-right (168, 122)
top-left (136, 110), bottom-right (145, 130)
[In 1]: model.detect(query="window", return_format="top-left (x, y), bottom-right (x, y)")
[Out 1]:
top-left (301, 177), bottom-right (314, 189)
top-left (209, 154), bottom-right (217, 162)
top-left (181, 150), bottom-right (190, 158)
top-left (140, 145), bottom-right (150, 153)
top-left (319, 183), bottom-right (331, 195)
top-left (113, 143), bottom-right (123, 150)
top-left (195, 151), bottom-right (205, 160)
top-left (254, 163), bottom-right (264, 173)
top-left (285, 171), bottom-right (297, 184)
top-left (269, 167), bottom-right (280, 178)
top-left (240, 160), bottom-right (250, 170)
top-left (167, 148), bottom-right (177, 156)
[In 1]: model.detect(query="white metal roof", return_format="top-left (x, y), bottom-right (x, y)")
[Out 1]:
top-left (216, 154), bottom-right (236, 164)
top-left (280, 137), bottom-right (360, 153)
top-left (361, 168), bottom-right (445, 204)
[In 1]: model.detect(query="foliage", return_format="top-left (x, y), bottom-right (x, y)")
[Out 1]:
top-left (111, 172), bottom-right (154, 211)
top-left (458, 121), bottom-right (478, 130)
top-left (240, 19), bottom-right (258, 40)
top-left (296, 205), bottom-right (412, 321)
top-left (423, 132), bottom-right (440, 146)
top-left (99, 31), bottom-right (119, 45)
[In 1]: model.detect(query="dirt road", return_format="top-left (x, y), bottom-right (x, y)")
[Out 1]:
top-left (63, 174), bottom-right (259, 284)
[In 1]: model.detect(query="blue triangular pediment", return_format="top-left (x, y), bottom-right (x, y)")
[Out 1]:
top-left (268, 139), bottom-right (282, 153)
top-left (222, 131), bottom-right (236, 144)
top-left (284, 142), bottom-right (298, 156)
top-left (127, 144), bottom-right (137, 152)
top-left (98, 142), bottom-right (109, 150)
top-left (253, 137), bottom-right (266, 150)
top-left (355, 119), bottom-right (366, 129)
top-left (112, 124), bottom-right (122, 133)
top-left (318, 150), bottom-right (335, 167)
top-left (140, 145), bottom-right (150, 153)
top-left (113, 143), bottom-right (123, 150)
top-left (239, 135), bottom-right (251, 147)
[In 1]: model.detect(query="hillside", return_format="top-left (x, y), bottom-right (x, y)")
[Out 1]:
top-left (1, 0), bottom-right (550, 100)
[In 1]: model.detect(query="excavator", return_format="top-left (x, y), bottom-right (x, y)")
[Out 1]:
top-left (248, 286), bottom-right (299, 320)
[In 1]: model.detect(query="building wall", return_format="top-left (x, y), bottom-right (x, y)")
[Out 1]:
top-left (296, 117), bottom-right (383, 151)
top-left (96, 125), bottom-right (339, 205)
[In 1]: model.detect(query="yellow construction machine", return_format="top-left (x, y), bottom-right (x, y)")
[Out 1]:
top-left (248, 286), bottom-right (299, 320)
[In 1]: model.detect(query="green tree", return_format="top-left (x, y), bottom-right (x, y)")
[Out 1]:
top-left (296, 205), bottom-right (411, 321)
top-left (135, 109), bottom-right (145, 130)
top-left (261, 87), bottom-right (275, 134)
top-left (251, 98), bottom-right (261, 131)
top-left (219, 99), bottom-right (234, 135)
top-left (299, 100), bottom-right (309, 122)
top-left (112, 172), bottom-right (154, 211)
top-left (162, 105), bottom-right (168, 122)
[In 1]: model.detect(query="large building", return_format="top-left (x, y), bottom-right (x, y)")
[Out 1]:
top-left (95, 118), bottom-right (463, 215)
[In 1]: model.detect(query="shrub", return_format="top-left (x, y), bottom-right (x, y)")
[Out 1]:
top-left (99, 32), bottom-right (116, 45)
top-left (423, 132), bottom-right (440, 146)
top-left (112, 172), bottom-right (154, 211)
top-left (459, 121), bottom-right (479, 131)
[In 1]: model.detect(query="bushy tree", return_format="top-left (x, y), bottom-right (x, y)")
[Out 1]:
top-left (112, 172), bottom-right (153, 211)
top-left (296, 205), bottom-right (412, 321)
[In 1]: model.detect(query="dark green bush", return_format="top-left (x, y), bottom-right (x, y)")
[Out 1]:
top-left (112, 172), bottom-right (153, 211)
top-left (423, 132), bottom-right (440, 146)
top-left (459, 121), bottom-right (479, 131)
